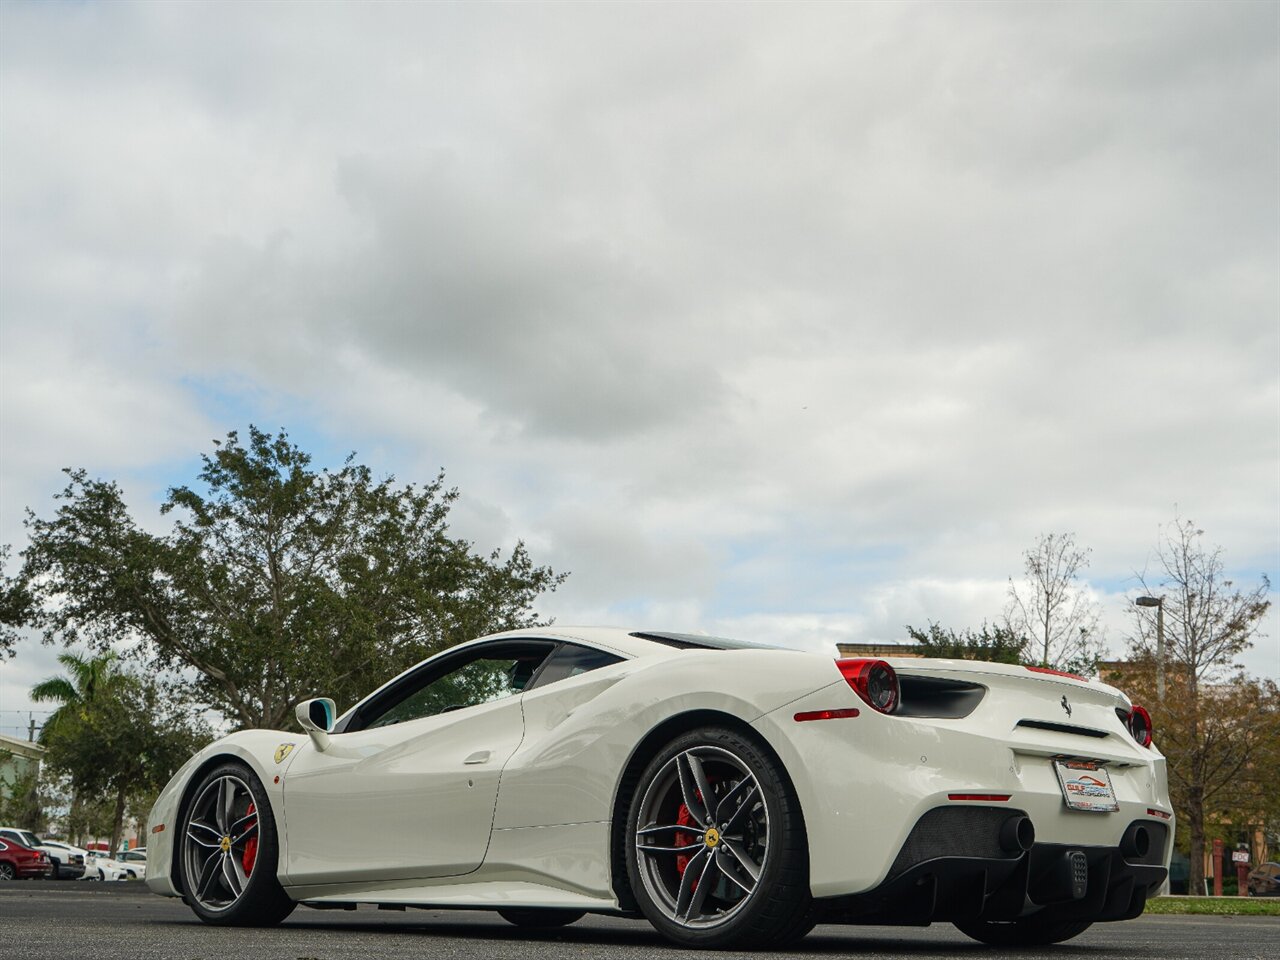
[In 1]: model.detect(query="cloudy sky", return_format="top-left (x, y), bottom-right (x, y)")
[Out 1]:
top-left (1, 1), bottom-right (1276, 735)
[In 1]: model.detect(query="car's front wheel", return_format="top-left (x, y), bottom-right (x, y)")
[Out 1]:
top-left (625, 726), bottom-right (815, 949)
top-left (954, 917), bottom-right (1093, 946)
top-left (178, 761), bottom-right (295, 926)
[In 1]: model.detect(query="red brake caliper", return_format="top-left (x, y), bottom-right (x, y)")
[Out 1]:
top-left (241, 802), bottom-right (258, 876)
top-left (673, 802), bottom-right (697, 878)
top-left (673, 780), bottom-right (716, 891)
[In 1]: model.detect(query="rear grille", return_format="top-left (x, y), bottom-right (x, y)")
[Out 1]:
top-left (889, 806), bottom-right (1024, 877)
top-left (897, 676), bottom-right (986, 719)
top-left (1016, 719), bottom-right (1109, 739)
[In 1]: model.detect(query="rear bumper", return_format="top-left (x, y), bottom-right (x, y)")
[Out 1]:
top-left (16, 863), bottom-right (54, 879)
top-left (753, 681), bottom-right (1174, 898)
top-left (819, 805), bottom-right (1167, 924)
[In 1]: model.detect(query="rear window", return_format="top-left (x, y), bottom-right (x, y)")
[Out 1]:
top-left (527, 643), bottom-right (624, 690)
top-left (630, 631), bottom-right (780, 651)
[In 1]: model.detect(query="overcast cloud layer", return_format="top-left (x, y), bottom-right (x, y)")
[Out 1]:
top-left (1, 1), bottom-right (1277, 734)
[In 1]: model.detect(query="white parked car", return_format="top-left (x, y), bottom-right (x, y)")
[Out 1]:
top-left (84, 851), bottom-right (131, 882)
top-left (0, 828), bottom-right (85, 880)
top-left (36, 839), bottom-right (90, 880)
top-left (114, 849), bottom-right (147, 880)
top-left (146, 628), bottom-right (1173, 949)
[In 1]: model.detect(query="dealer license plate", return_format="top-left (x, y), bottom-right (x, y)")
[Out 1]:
top-left (1053, 759), bottom-right (1119, 813)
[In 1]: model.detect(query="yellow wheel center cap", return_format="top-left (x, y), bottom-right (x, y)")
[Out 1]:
top-left (704, 827), bottom-right (720, 849)
top-left (220, 836), bottom-right (231, 853)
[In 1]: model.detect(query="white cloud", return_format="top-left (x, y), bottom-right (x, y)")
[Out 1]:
top-left (1, 1), bottom-right (1276, 725)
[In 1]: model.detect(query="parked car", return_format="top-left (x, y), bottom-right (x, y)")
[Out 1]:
top-left (114, 849), bottom-right (147, 880)
top-left (0, 837), bottom-right (53, 880)
top-left (28, 838), bottom-right (88, 880)
top-left (146, 627), bottom-right (1175, 949)
top-left (1248, 862), bottom-right (1280, 897)
top-left (0, 827), bottom-right (82, 879)
top-left (84, 851), bottom-right (131, 882)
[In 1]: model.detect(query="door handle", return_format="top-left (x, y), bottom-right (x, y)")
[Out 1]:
top-left (463, 750), bottom-right (491, 765)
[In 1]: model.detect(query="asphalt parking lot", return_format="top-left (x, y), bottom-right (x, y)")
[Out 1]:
top-left (0, 881), bottom-right (1276, 959)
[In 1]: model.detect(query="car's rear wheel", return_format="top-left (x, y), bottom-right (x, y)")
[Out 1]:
top-left (954, 917), bottom-right (1093, 946)
top-left (625, 726), bottom-right (813, 949)
top-left (179, 761), bottom-right (295, 926)
top-left (0, 863), bottom-right (15, 881)
top-left (496, 907), bottom-right (586, 928)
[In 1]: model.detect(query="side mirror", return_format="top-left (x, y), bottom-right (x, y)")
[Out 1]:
top-left (296, 697), bottom-right (336, 752)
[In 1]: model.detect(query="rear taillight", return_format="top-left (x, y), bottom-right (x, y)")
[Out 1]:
top-left (1127, 704), bottom-right (1153, 748)
top-left (836, 658), bottom-right (899, 714)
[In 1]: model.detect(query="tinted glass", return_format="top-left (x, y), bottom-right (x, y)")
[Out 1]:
top-left (528, 644), bottom-right (624, 691)
top-left (365, 654), bottom-right (544, 729)
top-left (629, 631), bottom-right (780, 651)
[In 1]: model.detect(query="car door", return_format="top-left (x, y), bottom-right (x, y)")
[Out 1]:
top-left (280, 639), bottom-right (555, 888)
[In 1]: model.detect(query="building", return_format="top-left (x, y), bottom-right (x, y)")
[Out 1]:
top-left (0, 732), bottom-right (45, 799)
top-left (835, 642), bottom-right (925, 659)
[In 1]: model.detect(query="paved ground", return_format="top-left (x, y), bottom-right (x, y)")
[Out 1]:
top-left (1, 881), bottom-right (1276, 959)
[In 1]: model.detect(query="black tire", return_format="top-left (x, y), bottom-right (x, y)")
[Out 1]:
top-left (178, 761), bottom-right (295, 926)
top-left (0, 862), bottom-right (15, 881)
top-left (496, 907), bottom-right (586, 928)
top-left (624, 725), bottom-right (812, 949)
top-left (954, 917), bottom-right (1094, 946)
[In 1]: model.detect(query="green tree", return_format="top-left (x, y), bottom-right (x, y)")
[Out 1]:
top-left (0, 545), bottom-right (29, 659)
top-left (31, 651), bottom-right (120, 730)
top-left (31, 651), bottom-right (122, 836)
top-left (9, 426), bottom-right (566, 729)
top-left (904, 621), bottom-right (1027, 664)
top-left (37, 664), bottom-right (210, 852)
top-left (1124, 518), bottom-right (1272, 895)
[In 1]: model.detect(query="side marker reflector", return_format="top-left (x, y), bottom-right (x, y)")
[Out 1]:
top-left (151, 824), bottom-right (165, 834)
top-left (1146, 808), bottom-right (1172, 820)
top-left (794, 707), bottom-right (861, 722)
top-left (948, 793), bottom-right (1012, 802)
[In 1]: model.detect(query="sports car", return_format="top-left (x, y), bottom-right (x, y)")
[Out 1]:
top-left (146, 627), bottom-right (1173, 948)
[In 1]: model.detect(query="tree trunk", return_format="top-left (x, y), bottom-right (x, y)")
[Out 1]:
top-left (1187, 786), bottom-right (1205, 895)
top-left (109, 784), bottom-right (127, 854)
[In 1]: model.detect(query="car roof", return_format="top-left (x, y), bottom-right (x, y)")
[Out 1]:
top-left (478, 626), bottom-right (782, 658)
top-left (335, 626), bottom-right (794, 729)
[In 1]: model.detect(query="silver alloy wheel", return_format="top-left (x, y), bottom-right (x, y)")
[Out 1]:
top-left (182, 774), bottom-right (259, 912)
top-left (634, 745), bottom-right (769, 929)
top-left (0, 862), bottom-right (14, 881)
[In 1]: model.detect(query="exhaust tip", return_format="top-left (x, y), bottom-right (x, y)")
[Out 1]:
top-left (1000, 815), bottom-right (1036, 854)
top-left (1121, 823), bottom-right (1151, 860)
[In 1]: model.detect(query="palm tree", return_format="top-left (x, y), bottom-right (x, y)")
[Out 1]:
top-left (30, 651), bottom-right (119, 845)
top-left (31, 651), bottom-right (119, 735)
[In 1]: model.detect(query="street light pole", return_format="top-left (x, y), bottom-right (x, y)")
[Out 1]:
top-left (1136, 596), bottom-right (1165, 701)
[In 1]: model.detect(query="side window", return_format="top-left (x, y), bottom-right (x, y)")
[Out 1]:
top-left (526, 643), bottom-right (624, 692)
top-left (358, 641), bottom-right (555, 730)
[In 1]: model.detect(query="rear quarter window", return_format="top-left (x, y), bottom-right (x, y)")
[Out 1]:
top-left (527, 643), bottom-right (625, 691)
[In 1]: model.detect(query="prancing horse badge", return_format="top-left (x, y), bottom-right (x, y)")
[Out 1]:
top-left (274, 742), bottom-right (296, 764)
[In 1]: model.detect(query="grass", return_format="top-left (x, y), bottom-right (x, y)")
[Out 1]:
top-left (1146, 896), bottom-right (1280, 916)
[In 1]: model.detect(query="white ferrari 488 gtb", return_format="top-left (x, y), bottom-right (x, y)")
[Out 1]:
top-left (146, 628), bottom-right (1172, 949)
